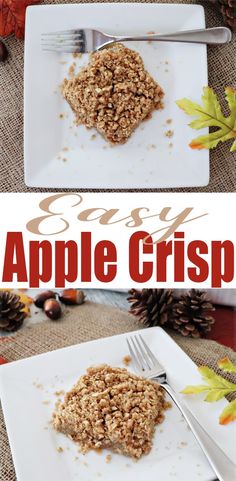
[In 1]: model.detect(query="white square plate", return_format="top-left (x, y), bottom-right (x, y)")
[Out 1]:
top-left (1, 327), bottom-right (235, 481)
top-left (24, 3), bottom-right (209, 188)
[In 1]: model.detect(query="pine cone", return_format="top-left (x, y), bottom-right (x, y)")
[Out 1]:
top-left (128, 288), bottom-right (174, 327)
top-left (172, 289), bottom-right (215, 338)
top-left (0, 291), bottom-right (26, 332)
top-left (209, 0), bottom-right (236, 31)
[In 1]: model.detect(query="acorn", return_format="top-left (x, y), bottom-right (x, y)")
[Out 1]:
top-left (34, 290), bottom-right (56, 308)
top-left (44, 298), bottom-right (62, 320)
top-left (58, 289), bottom-right (85, 306)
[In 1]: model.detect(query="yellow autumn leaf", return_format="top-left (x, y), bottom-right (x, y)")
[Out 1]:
top-left (219, 399), bottom-right (236, 425)
top-left (15, 290), bottom-right (33, 316)
top-left (176, 86), bottom-right (236, 152)
top-left (218, 357), bottom-right (236, 374)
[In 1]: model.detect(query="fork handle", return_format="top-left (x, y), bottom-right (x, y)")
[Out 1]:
top-left (161, 383), bottom-right (236, 481)
top-left (115, 27), bottom-right (231, 45)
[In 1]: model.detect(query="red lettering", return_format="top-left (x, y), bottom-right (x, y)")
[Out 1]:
top-left (55, 241), bottom-right (78, 287)
top-left (211, 240), bottom-right (234, 287)
top-left (2, 233), bottom-right (27, 282)
top-left (94, 241), bottom-right (117, 282)
top-left (188, 241), bottom-right (209, 282)
top-left (129, 231), bottom-right (153, 282)
top-left (29, 241), bottom-right (52, 287)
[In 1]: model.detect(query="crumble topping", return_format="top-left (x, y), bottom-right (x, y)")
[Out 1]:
top-left (62, 44), bottom-right (164, 144)
top-left (53, 365), bottom-right (170, 459)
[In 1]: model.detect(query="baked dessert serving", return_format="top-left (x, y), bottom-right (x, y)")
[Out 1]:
top-left (53, 365), bottom-right (170, 459)
top-left (62, 44), bottom-right (164, 145)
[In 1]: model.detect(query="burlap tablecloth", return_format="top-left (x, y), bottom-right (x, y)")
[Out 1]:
top-left (0, 300), bottom-right (236, 481)
top-left (0, 0), bottom-right (235, 192)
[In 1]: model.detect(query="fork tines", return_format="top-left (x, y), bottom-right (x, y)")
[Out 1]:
top-left (41, 29), bottom-right (85, 53)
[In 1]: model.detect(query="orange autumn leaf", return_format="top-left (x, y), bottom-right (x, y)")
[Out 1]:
top-left (219, 400), bottom-right (236, 425)
top-left (0, 0), bottom-right (41, 39)
top-left (189, 140), bottom-right (205, 150)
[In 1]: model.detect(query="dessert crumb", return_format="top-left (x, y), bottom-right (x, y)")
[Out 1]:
top-left (106, 454), bottom-right (112, 464)
top-left (68, 62), bottom-right (76, 77)
top-left (73, 52), bottom-right (83, 58)
top-left (42, 400), bottom-right (50, 405)
top-left (54, 390), bottom-right (65, 396)
top-left (57, 446), bottom-right (64, 453)
top-left (59, 113), bottom-right (64, 119)
top-left (165, 129), bottom-right (174, 138)
top-left (166, 118), bottom-right (172, 124)
top-left (90, 134), bottom-right (97, 141)
top-left (169, 142), bottom-right (173, 148)
top-left (34, 383), bottom-right (43, 390)
top-left (122, 355), bottom-right (132, 366)
top-left (147, 31), bottom-right (156, 44)
top-left (62, 147), bottom-right (69, 152)
top-left (59, 60), bottom-right (67, 65)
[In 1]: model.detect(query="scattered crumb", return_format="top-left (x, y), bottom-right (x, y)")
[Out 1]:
top-left (166, 118), bottom-right (172, 124)
top-left (165, 69), bottom-right (169, 73)
top-left (68, 62), bottom-right (76, 77)
top-left (59, 60), bottom-right (67, 65)
top-left (59, 113), bottom-right (64, 119)
top-left (90, 134), bottom-right (97, 141)
top-left (146, 31), bottom-right (156, 44)
top-left (122, 355), bottom-right (132, 366)
top-left (106, 454), bottom-right (112, 463)
top-left (57, 446), bottom-right (64, 453)
top-left (180, 441), bottom-right (188, 447)
top-left (42, 400), bottom-right (51, 405)
top-left (62, 147), bottom-right (69, 152)
top-left (33, 383), bottom-right (43, 390)
top-left (169, 142), bottom-right (173, 148)
top-left (74, 456), bottom-right (79, 461)
top-left (54, 390), bottom-right (65, 396)
top-left (73, 52), bottom-right (83, 58)
top-left (55, 399), bottom-right (61, 410)
top-left (165, 129), bottom-right (174, 138)
top-left (165, 61), bottom-right (169, 65)
top-left (62, 157), bottom-right (67, 162)
top-left (149, 144), bottom-right (156, 149)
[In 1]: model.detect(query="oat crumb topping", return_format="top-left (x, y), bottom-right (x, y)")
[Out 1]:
top-left (62, 44), bottom-right (164, 145)
top-left (53, 365), bottom-right (170, 459)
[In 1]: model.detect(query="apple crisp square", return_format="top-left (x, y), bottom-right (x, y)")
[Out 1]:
top-left (53, 365), bottom-right (170, 459)
top-left (62, 44), bottom-right (164, 144)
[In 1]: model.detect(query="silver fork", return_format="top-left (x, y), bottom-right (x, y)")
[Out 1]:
top-left (127, 333), bottom-right (236, 481)
top-left (41, 26), bottom-right (232, 53)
